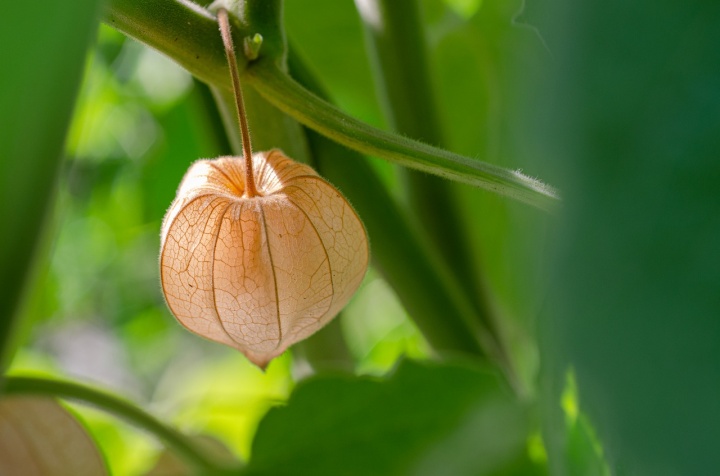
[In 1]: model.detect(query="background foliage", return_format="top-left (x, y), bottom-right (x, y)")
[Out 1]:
top-left (1, 0), bottom-right (718, 475)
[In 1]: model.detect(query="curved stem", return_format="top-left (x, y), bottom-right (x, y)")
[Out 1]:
top-left (1, 376), bottom-right (233, 472)
top-left (218, 8), bottom-right (258, 197)
top-left (245, 62), bottom-right (559, 210)
top-left (106, 0), bottom-right (231, 87)
top-left (103, 0), bottom-right (559, 209)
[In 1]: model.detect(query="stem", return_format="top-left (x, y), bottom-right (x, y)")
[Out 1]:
top-left (359, 0), bottom-right (474, 288)
top-left (103, 0), bottom-right (560, 209)
top-left (106, 0), bottom-right (231, 87)
top-left (1, 376), bottom-right (233, 472)
top-left (357, 0), bottom-right (517, 386)
top-left (218, 8), bottom-right (258, 197)
top-left (245, 62), bottom-right (559, 210)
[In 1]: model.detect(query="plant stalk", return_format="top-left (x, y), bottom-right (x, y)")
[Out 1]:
top-left (245, 62), bottom-right (558, 209)
top-left (104, 0), bottom-right (559, 209)
top-left (218, 7), bottom-right (258, 197)
top-left (1, 376), bottom-right (234, 472)
top-left (356, 0), bottom-right (516, 383)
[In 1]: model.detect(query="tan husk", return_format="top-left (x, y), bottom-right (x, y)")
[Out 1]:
top-left (160, 149), bottom-right (368, 368)
top-left (0, 397), bottom-right (107, 475)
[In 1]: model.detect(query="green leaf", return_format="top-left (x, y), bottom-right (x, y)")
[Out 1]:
top-left (243, 360), bottom-right (530, 476)
top-left (552, 372), bottom-right (610, 476)
top-left (0, 0), bottom-right (104, 368)
top-left (536, 1), bottom-right (720, 475)
top-left (0, 397), bottom-right (108, 475)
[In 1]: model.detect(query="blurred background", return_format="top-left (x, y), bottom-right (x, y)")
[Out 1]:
top-left (4, 0), bottom-right (719, 474)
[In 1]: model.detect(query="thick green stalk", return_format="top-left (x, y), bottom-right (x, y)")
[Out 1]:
top-left (356, 0), bottom-right (506, 358)
top-left (1, 376), bottom-right (234, 472)
top-left (104, 0), bottom-right (558, 209)
top-left (356, 0), bottom-right (480, 297)
top-left (105, 0), bottom-right (232, 86)
top-left (208, 0), bottom-right (286, 66)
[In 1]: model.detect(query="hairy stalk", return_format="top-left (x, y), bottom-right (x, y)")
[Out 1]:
top-left (1, 376), bottom-right (235, 472)
top-left (218, 8), bottom-right (258, 197)
top-left (245, 62), bottom-right (558, 210)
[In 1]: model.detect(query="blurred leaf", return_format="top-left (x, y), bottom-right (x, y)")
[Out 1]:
top-left (534, 1), bottom-right (720, 475)
top-left (0, 0), bottom-right (103, 368)
top-left (340, 276), bottom-right (430, 374)
top-left (0, 396), bottom-right (107, 475)
top-left (565, 416), bottom-right (609, 476)
top-left (554, 372), bottom-right (610, 476)
top-left (242, 359), bottom-right (529, 476)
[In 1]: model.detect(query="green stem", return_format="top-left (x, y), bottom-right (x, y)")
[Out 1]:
top-left (358, 0), bottom-right (478, 295)
top-left (245, 62), bottom-right (558, 210)
top-left (208, 0), bottom-right (286, 66)
top-left (103, 0), bottom-right (559, 209)
top-left (1, 376), bottom-right (233, 473)
top-left (358, 0), bottom-right (444, 145)
top-left (357, 0), bottom-right (516, 384)
top-left (105, 0), bottom-right (231, 87)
